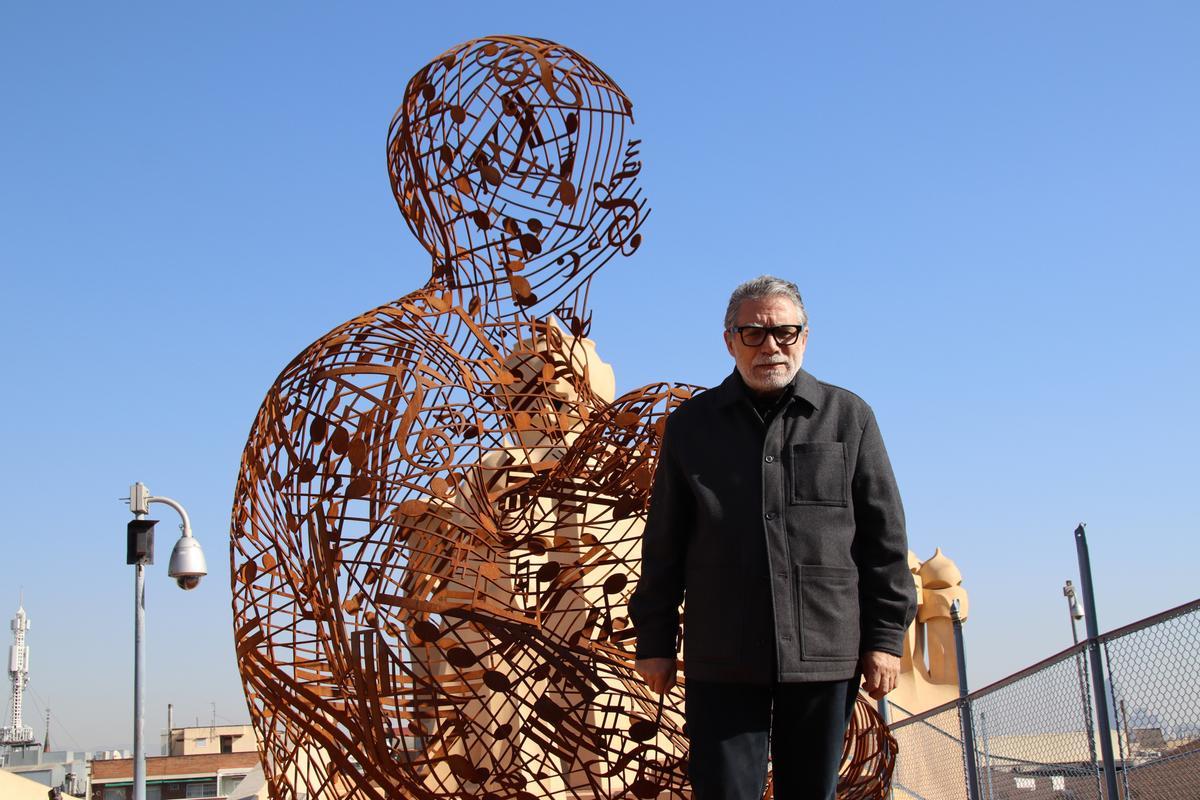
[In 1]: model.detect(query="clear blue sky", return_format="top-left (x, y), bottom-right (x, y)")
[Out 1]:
top-left (2, 3), bottom-right (1197, 752)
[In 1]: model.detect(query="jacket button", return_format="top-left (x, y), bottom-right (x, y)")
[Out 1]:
top-left (764, 455), bottom-right (775, 463)
top-left (764, 512), bottom-right (775, 521)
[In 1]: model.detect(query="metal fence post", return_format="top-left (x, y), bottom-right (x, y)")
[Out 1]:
top-left (1073, 641), bottom-right (1103, 798)
top-left (1116, 695), bottom-right (1132, 800)
top-left (951, 600), bottom-right (981, 800)
top-left (1074, 523), bottom-right (1122, 800)
top-left (980, 711), bottom-right (994, 800)
top-left (877, 698), bottom-right (896, 800)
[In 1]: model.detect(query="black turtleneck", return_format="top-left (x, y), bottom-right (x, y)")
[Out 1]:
top-left (737, 371), bottom-right (795, 425)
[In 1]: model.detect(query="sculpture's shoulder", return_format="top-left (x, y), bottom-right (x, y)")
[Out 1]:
top-left (239, 288), bottom-right (503, 481)
top-left (275, 288), bottom-right (483, 383)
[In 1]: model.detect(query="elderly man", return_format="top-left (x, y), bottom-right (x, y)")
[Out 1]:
top-left (629, 275), bottom-right (916, 800)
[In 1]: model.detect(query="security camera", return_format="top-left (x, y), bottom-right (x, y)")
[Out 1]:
top-left (175, 574), bottom-right (202, 591)
top-left (1063, 580), bottom-right (1085, 621)
top-left (167, 534), bottom-right (207, 592)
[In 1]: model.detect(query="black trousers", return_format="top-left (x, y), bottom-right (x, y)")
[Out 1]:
top-left (685, 678), bottom-right (859, 800)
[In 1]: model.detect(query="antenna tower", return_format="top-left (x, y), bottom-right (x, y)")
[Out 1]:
top-left (2, 601), bottom-right (36, 747)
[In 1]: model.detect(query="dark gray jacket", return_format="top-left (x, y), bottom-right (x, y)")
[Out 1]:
top-left (629, 368), bottom-right (916, 683)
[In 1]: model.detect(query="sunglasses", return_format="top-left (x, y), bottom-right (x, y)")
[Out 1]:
top-left (726, 324), bottom-right (804, 347)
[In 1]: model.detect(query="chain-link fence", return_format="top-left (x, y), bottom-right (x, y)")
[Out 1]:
top-left (890, 704), bottom-right (970, 800)
top-left (1100, 600), bottom-right (1200, 799)
top-left (889, 598), bottom-right (1200, 800)
top-left (966, 644), bottom-right (1105, 800)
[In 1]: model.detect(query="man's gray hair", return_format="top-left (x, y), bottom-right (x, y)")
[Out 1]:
top-left (723, 275), bottom-right (807, 331)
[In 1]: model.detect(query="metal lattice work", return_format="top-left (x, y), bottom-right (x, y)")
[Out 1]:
top-left (230, 35), bottom-right (896, 800)
top-left (837, 696), bottom-right (900, 800)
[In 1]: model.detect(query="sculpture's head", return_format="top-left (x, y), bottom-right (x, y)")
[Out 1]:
top-left (388, 35), bottom-right (646, 321)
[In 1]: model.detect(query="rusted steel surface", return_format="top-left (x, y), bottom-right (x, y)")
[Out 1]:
top-left (230, 35), bottom-right (896, 800)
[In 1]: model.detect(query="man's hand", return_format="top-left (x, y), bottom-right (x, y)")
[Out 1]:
top-left (635, 657), bottom-right (677, 694)
top-left (860, 650), bottom-right (901, 700)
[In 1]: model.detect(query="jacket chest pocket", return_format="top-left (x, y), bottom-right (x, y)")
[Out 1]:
top-left (788, 442), bottom-right (847, 506)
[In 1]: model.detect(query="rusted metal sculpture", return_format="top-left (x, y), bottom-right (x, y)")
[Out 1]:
top-left (230, 35), bottom-right (896, 800)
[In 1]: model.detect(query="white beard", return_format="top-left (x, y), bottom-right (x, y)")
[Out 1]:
top-left (739, 357), bottom-right (800, 394)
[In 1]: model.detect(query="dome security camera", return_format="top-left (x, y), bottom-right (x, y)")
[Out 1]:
top-left (167, 534), bottom-right (207, 592)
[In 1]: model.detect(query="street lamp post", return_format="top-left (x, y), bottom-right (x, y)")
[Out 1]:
top-left (124, 482), bottom-right (207, 800)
